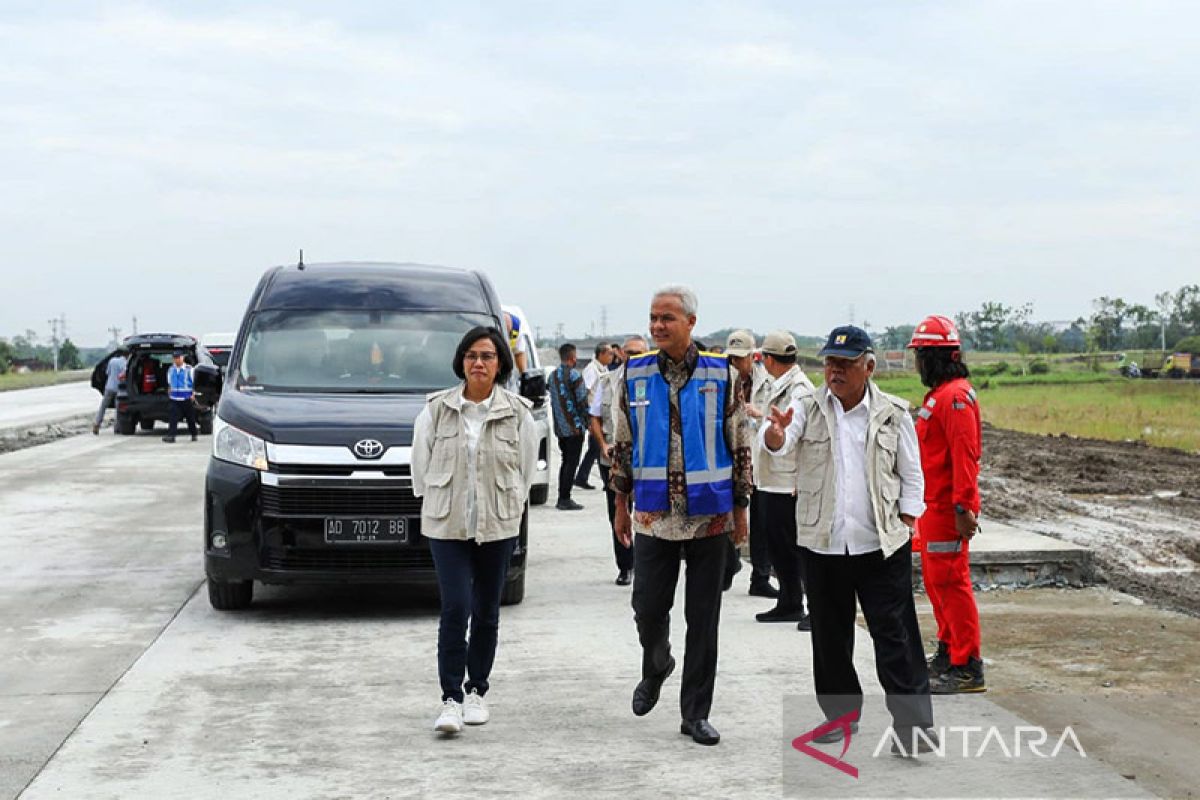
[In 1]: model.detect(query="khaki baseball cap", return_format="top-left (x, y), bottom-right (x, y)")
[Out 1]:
top-left (761, 330), bottom-right (797, 357)
top-left (725, 329), bottom-right (756, 357)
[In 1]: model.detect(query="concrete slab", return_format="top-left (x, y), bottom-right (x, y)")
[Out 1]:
top-left (0, 431), bottom-right (207, 799)
top-left (914, 518), bottom-right (1095, 589)
top-left (16, 462), bottom-right (1148, 799)
top-left (0, 382), bottom-right (97, 433)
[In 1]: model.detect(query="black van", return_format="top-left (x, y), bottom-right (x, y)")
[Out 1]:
top-left (91, 333), bottom-right (215, 435)
top-left (195, 262), bottom-right (542, 610)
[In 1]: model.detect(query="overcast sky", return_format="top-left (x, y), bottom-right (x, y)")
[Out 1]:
top-left (1, 1), bottom-right (1196, 347)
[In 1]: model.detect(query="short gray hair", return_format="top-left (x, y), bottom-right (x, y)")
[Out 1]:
top-left (623, 335), bottom-right (648, 349)
top-left (865, 352), bottom-right (877, 369)
top-left (652, 284), bottom-right (698, 317)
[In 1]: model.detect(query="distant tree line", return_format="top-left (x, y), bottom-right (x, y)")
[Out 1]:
top-left (873, 284), bottom-right (1200, 354)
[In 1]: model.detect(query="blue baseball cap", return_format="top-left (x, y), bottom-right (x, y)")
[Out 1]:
top-left (818, 325), bottom-right (874, 359)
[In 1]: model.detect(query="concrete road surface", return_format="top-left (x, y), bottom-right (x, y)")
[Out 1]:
top-left (0, 381), bottom-right (97, 432)
top-left (2, 432), bottom-right (1151, 799)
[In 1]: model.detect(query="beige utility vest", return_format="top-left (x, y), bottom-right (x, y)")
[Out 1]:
top-left (420, 386), bottom-right (531, 543)
top-left (754, 366), bottom-right (816, 491)
top-left (793, 384), bottom-right (913, 558)
top-left (597, 366), bottom-right (623, 468)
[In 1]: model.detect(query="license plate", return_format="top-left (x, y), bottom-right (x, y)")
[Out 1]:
top-left (323, 518), bottom-right (409, 544)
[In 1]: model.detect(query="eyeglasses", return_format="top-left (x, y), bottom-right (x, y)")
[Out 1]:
top-left (464, 352), bottom-right (498, 363)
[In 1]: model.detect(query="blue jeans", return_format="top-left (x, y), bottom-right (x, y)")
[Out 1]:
top-left (428, 537), bottom-right (517, 703)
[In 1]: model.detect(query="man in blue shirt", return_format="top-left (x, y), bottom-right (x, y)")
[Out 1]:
top-left (93, 348), bottom-right (128, 434)
top-left (163, 349), bottom-right (197, 443)
top-left (546, 343), bottom-right (589, 511)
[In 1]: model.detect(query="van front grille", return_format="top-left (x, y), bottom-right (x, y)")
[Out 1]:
top-left (261, 484), bottom-right (422, 516)
top-left (263, 547), bottom-right (435, 572)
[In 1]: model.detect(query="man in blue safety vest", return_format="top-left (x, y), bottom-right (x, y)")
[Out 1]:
top-left (610, 284), bottom-right (753, 747)
top-left (163, 349), bottom-right (197, 443)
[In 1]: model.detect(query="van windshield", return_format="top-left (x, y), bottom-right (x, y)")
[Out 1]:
top-left (237, 309), bottom-right (496, 393)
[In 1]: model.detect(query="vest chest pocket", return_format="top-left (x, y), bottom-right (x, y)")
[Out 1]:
top-left (875, 428), bottom-right (900, 474)
top-left (432, 418), bottom-right (460, 473)
top-left (422, 471), bottom-right (454, 519)
top-left (797, 423), bottom-right (831, 479)
top-left (494, 471), bottom-right (523, 520)
top-left (489, 419), bottom-right (521, 470)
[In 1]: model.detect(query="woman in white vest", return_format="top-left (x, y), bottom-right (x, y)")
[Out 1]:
top-left (411, 326), bottom-right (538, 735)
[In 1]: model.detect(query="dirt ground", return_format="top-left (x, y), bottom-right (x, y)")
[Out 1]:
top-left (0, 416), bottom-right (91, 455)
top-left (917, 587), bottom-right (1200, 800)
top-left (980, 425), bottom-right (1200, 616)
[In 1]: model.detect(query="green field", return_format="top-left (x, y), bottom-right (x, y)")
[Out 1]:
top-left (0, 370), bottom-right (90, 392)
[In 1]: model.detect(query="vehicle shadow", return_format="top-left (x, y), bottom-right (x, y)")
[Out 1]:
top-left (240, 582), bottom-right (442, 620)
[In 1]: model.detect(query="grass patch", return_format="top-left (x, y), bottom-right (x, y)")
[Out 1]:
top-left (0, 370), bottom-right (90, 393)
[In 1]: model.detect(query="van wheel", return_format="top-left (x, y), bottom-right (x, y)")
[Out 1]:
top-left (140, 419), bottom-right (155, 431)
top-left (500, 572), bottom-right (525, 606)
top-left (208, 579), bottom-right (253, 610)
top-left (116, 412), bottom-right (136, 435)
top-left (529, 485), bottom-right (549, 506)
top-left (198, 414), bottom-right (213, 436)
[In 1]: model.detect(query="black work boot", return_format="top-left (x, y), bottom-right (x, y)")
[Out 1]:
top-left (926, 641), bottom-right (950, 678)
top-left (930, 657), bottom-right (986, 694)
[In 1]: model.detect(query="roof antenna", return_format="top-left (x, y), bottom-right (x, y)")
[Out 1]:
top-left (297, 249), bottom-right (305, 270)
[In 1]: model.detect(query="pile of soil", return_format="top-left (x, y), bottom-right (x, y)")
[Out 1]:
top-left (980, 424), bottom-right (1200, 616)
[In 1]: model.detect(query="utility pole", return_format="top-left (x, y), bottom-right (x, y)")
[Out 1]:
top-left (107, 326), bottom-right (123, 349)
top-left (132, 315), bottom-right (139, 336)
top-left (599, 306), bottom-right (609, 339)
top-left (47, 314), bottom-right (66, 371)
top-left (848, 304), bottom-right (856, 327)
top-left (554, 322), bottom-right (565, 342)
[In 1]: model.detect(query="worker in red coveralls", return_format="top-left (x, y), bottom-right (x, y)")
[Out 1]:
top-left (908, 315), bottom-right (985, 694)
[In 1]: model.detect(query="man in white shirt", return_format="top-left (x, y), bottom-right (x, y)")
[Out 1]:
top-left (762, 325), bottom-right (937, 757)
top-left (575, 343), bottom-right (614, 490)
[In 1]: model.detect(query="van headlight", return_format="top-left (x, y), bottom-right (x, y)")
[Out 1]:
top-left (213, 416), bottom-right (268, 471)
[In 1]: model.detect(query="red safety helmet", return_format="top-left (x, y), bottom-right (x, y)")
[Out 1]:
top-left (907, 315), bottom-right (961, 348)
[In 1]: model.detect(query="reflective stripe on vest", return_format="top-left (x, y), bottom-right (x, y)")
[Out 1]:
top-left (925, 540), bottom-right (963, 553)
top-left (626, 351), bottom-right (734, 515)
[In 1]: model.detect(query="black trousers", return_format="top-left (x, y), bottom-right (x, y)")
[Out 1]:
top-left (598, 464), bottom-right (634, 571)
top-left (763, 492), bottom-right (807, 613)
top-left (632, 532), bottom-right (727, 721)
top-left (429, 538), bottom-right (517, 703)
top-left (748, 490), bottom-right (773, 585)
top-left (167, 399), bottom-right (197, 438)
top-left (800, 542), bottom-right (933, 732)
top-left (575, 433), bottom-right (600, 485)
top-left (556, 434), bottom-right (584, 502)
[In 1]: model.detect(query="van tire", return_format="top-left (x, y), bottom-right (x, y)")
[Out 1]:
top-left (529, 484), bottom-right (549, 506)
top-left (199, 414), bottom-right (214, 435)
top-left (208, 578), bottom-right (253, 610)
top-left (116, 412), bottom-right (136, 436)
top-left (500, 572), bottom-right (525, 606)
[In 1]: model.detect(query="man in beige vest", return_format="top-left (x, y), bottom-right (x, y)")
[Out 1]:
top-left (762, 325), bottom-right (937, 757)
top-left (751, 330), bottom-right (816, 627)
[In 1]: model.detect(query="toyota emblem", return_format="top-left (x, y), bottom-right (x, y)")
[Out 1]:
top-left (352, 439), bottom-right (385, 459)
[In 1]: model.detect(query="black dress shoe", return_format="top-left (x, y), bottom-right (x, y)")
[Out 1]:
top-left (891, 727), bottom-right (940, 757)
top-left (756, 606), bottom-right (803, 623)
top-left (813, 721), bottom-right (858, 744)
top-left (555, 499), bottom-right (584, 511)
top-left (574, 481), bottom-right (596, 490)
top-left (748, 580), bottom-right (779, 599)
top-left (680, 718), bottom-right (721, 746)
top-left (161, 436), bottom-right (176, 443)
top-left (631, 656), bottom-right (675, 716)
top-left (796, 613), bottom-right (812, 632)
top-left (615, 569), bottom-right (632, 586)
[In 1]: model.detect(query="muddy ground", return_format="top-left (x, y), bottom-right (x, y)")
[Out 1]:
top-left (980, 425), bottom-right (1200, 616)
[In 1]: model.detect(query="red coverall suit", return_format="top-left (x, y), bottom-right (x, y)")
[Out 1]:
top-left (915, 376), bottom-right (982, 667)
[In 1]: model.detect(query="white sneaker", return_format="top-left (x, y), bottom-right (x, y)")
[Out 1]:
top-left (463, 690), bottom-right (490, 726)
top-left (433, 699), bottom-right (463, 734)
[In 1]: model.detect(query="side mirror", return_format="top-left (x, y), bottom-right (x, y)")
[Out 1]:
top-left (194, 364), bottom-right (224, 408)
top-left (519, 369), bottom-right (546, 407)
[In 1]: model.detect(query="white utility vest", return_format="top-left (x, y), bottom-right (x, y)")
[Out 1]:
top-left (754, 365), bottom-right (816, 492)
top-left (419, 386), bottom-right (532, 543)
top-left (597, 366), bottom-right (623, 468)
top-left (793, 384), bottom-right (913, 558)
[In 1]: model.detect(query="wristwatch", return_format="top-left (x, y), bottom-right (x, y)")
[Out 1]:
top-left (954, 504), bottom-right (968, 515)
top-left (734, 496), bottom-right (751, 508)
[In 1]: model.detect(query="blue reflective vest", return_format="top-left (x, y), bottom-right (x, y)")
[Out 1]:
top-left (624, 350), bottom-right (734, 515)
top-left (167, 364), bottom-right (194, 401)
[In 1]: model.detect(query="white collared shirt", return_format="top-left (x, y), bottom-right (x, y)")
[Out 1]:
top-left (761, 385), bottom-right (925, 555)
